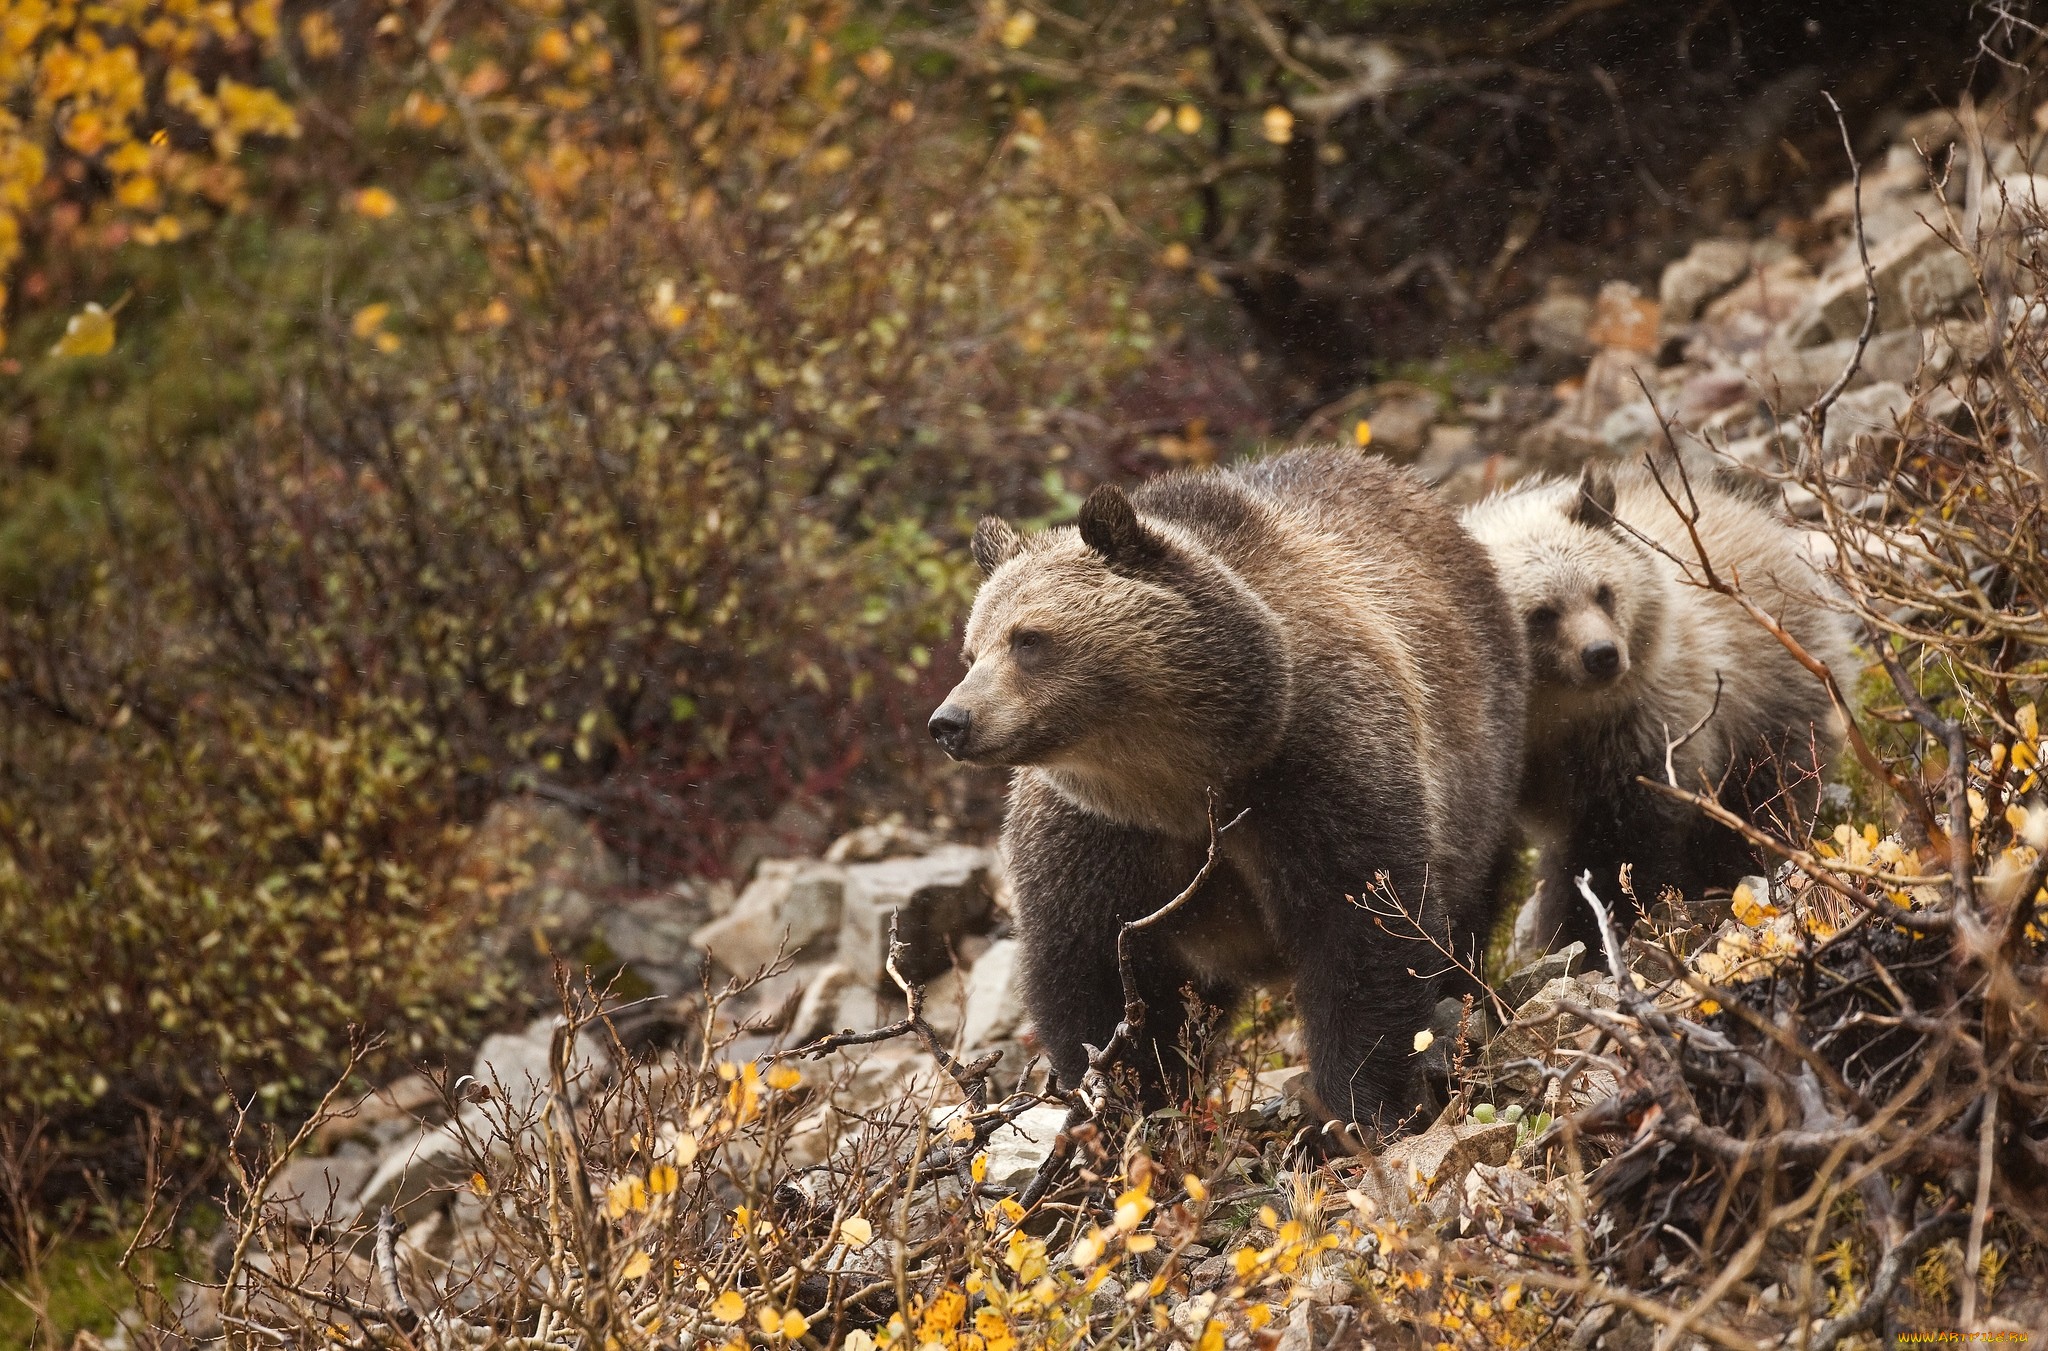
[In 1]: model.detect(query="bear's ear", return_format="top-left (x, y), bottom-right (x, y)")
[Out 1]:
top-left (1077, 484), bottom-right (1162, 565)
top-left (972, 517), bottom-right (1024, 577)
top-left (1569, 466), bottom-right (1618, 530)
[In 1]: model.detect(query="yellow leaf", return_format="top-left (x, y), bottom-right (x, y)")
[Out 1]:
top-left (1126, 1233), bottom-right (1157, 1253)
top-left (1160, 242), bottom-right (1191, 269)
top-left (1412, 1027), bottom-right (1433, 1053)
top-left (975, 1309), bottom-right (1016, 1351)
top-left (373, 331), bottom-right (401, 354)
top-left (766, 1063), bottom-right (802, 1091)
top-left (918, 1288), bottom-right (966, 1340)
top-left (971, 1153), bottom-right (988, 1184)
top-left (1232, 1247), bottom-right (1260, 1277)
top-left (351, 303), bottom-right (391, 339)
top-left (710, 1291), bottom-right (746, 1323)
top-left (1000, 11), bottom-right (1038, 47)
top-left (840, 1215), bottom-right (874, 1248)
top-left (947, 1116), bottom-right (976, 1143)
top-left (1175, 104), bottom-right (1202, 135)
top-left (1144, 106), bottom-right (1172, 134)
top-left (1261, 106), bottom-right (1295, 145)
top-left (1197, 1321), bottom-right (1224, 1351)
top-left (1247, 1304), bottom-right (1273, 1330)
top-left (534, 28), bottom-right (573, 64)
top-left (648, 1163), bottom-right (679, 1194)
top-left (1354, 419), bottom-right (1373, 446)
top-left (1184, 1174), bottom-right (1208, 1202)
top-left (757, 1307), bottom-right (783, 1337)
top-left (1697, 999), bottom-right (1721, 1016)
top-left (1730, 883), bottom-right (1778, 926)
top-left (2020, 702), bottom-right (2040, 745)
top-left (350, 186), bottom-right (398, 219)
top-left (300, 11), bottom-right (342, 60)
top-left (857, 48), bottom-right (894, 81)
top-left (621, 1250), bottom-right (651, 1280)
top-left (50, 303), bottom-right (116, 358)
top-left (780, 1310), bottom-right (809, 1341)
top-left (469, 1171), bottom-right (489, 1196)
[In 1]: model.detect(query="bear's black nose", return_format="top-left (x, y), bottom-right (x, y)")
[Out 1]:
top-left (928, 705), bottom-right (972, 757)
top-left (1581, 640), bottom-right (1621, 678)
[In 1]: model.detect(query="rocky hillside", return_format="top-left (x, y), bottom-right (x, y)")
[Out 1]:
top-left (74, 98), bottom-right (2048, 1350)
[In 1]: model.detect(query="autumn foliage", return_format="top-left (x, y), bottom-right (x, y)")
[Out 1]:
top-left (1, 1), bottom-right (1181, 1138)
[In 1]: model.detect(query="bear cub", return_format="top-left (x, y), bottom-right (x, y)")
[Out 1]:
top-left (1462, 464), bottom-right (1856, 954)
top-left (930, 447), bottom-right (1527, 1129)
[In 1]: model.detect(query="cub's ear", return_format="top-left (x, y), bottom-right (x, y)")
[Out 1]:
top-left (972, 517), bottom-right (1024, 577)
top-left (1569, 465), bottom-right (1618, 529)
top-left (1077, 484), bottom-right (1161, 565)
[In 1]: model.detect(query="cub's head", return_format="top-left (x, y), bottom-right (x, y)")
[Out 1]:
top-left (928, 483), bottom-right (1287, 796)
top-left (1466, 466), bottom-right (1662, 694)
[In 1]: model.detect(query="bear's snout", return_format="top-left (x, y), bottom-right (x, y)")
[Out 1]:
top-left (928, 703), bottom-right (973, 758)
top-left (1580, 640), bottom-right (1622, 680)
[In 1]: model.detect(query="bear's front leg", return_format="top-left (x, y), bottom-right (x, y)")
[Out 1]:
top-left (1004, 776), bottom-right (1210, 1105)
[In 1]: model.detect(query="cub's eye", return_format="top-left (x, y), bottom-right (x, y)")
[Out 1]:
top-left (1594, 584), bottom-right (1615, 612)
top-left (1527, 606), bottom-right (1560, 631)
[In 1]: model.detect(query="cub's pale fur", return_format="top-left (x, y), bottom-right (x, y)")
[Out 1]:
top-left (931, 447), bottom-right (1527, 1128)
top-left (1463, 464), bottom-right (1856, 952)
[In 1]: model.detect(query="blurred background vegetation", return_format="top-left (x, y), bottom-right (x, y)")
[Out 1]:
top-left (0, 0), bottom-right (2005, 1218)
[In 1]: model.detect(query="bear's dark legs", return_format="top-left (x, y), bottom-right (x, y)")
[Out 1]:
top-left (1004, 781), bottom-right (1212, 1105)
top-left (1290, 920), bottom-right (1438, 1130)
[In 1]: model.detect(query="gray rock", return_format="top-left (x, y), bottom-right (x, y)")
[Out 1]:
top-left (919, 965), bottom-right (969, 1040)
top-left (1378, 1110), bottom-right (1518, 1192)
top-left (728, 795), bottom-right (833, 883)
top-left (1789, 220), bottom-right (1975, 347)
top-left (1528, 288), bottom-right (1593, 358)
top-left (263, 1147), bottom-right (375, 1228)
top-left (982, 1103), bottom-right (1070, 1190)
top-left (824, 819), bottom-right (939, 864)
top-left (839, 845), bottom-right (996, 987)
top-left (786, 962), bottom-right (860, 1043)
top-left (1821, 381), bottom-right (1911, 459)
top-left (351, 1123), bottom-right (471, 1231)
top-left (471, 1014), bottom-right (612, 1119)
top-left (691, 860), bottom-right (845, 976)
top-left (1499, 941), bottom-right (1588, 1008)
top-left (959, 938), bottom-right (1028, 1049)
top-left (598, 890), bottom-right (705, 993)
top-left (1659, 239), bottom-right (1754, 326)
top-left (463, 798), bottom-right (621, 982)
top-left (310, 1072), bottom-right (443, 1153)
top-left (1362, 388), bottom-right (1440, 461)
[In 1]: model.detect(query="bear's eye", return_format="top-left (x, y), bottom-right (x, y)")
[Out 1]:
top-left (1527, 606), bottom-right (1559, 632)
top-left (1594, 584), bottom-right (1615, 612)
top-left (1011, 629), bottom-right (1045, 653)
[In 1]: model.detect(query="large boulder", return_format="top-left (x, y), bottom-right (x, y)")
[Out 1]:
top-left (691, 860), bottom-right (845, 976)
top-left (839, 845), bottom-right (997, 987)
top-left (1658, 239), bottom-right (1755, 327)
top-left (1786, 220), bottom-right (1975, 347)
top-left (597, 886), bottom-right (707, 994)
top-left (727, 794), bottom-right (834, 883)
top-left (263, 1147), bottom-right (376, 1229)
top-left (959, 938), bottom-right (1029, 1049)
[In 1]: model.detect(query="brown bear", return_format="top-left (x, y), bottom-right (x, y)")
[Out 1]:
top-left (928, 446), bottom-right (1528, 1129)
top-left (1462, 463), bottom-right (1856, 954)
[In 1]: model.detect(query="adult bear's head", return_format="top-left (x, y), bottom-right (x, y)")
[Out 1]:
top-left (929, 482), bottom-right (1292, 833)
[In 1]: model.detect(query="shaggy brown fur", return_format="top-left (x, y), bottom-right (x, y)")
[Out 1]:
top-left (930, 446), bottom-right (1527, 1129)
top-left (1463, 464), bottom-right (1856, 953)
